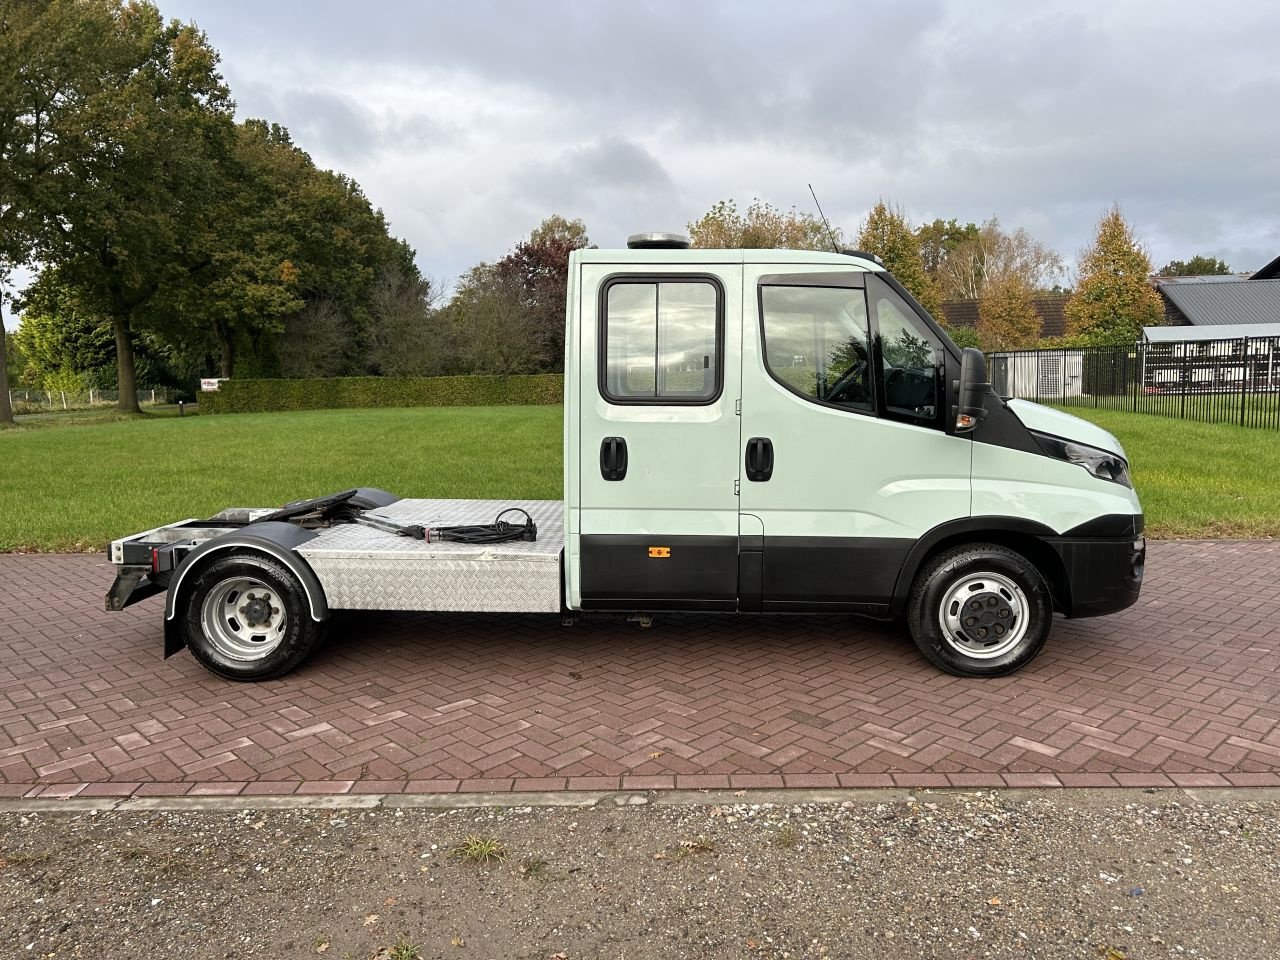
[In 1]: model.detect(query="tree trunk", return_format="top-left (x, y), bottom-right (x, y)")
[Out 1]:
top-left (0, 330), bottom-right (14, 425)
top-left (215, 320), bottom-right (235, 379)
top-left (113, 314), bottom-right (141, 413)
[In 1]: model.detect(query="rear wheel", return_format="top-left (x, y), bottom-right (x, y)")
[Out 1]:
top-left (181, 553), bottom-right (324, 681)
top-left (907, 543), bottom-right (1052, 677)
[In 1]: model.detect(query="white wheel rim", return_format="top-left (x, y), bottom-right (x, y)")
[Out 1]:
top-left (938, 571), bottom-right (1029, 660)
top-left (200, 576), bottom-right (288, 662)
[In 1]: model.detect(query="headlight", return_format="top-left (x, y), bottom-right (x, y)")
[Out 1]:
top-left (1031, 431), bottom-right (1131, 488)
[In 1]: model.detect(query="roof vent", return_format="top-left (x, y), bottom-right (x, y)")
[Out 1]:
top-left (628, 232), bottom-right (690, 250)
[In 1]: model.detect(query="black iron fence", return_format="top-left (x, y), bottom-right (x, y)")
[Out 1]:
top-left (987, 336), bottom-right (1280, 430)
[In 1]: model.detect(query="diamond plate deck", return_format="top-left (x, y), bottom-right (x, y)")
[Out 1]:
top-left (297, 499), bottom-right (564, 613)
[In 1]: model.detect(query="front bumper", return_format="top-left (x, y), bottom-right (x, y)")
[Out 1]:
top-left (1052, 515), bottom-right (1146, 618)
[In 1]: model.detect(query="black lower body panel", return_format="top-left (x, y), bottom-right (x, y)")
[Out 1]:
top-left (1053, 535), bottom-right (1145, 618)
top-left (759, 536), bottom-right (912, 611)
top-left (579, 534), bottom-right (738, 610)
top-left (579, 533), bottom-right (910, 613)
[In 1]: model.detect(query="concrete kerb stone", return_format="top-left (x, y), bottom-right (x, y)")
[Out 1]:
top-left (5, 785), bottom-right (1279, 816)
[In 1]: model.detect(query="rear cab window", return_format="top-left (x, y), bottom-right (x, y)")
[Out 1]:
top-left (600, 277), bottom-right (722, 404)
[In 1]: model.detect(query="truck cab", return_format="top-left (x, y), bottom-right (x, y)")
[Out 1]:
top-left (564, 235), bottom-right (1143, 672)
top-left (107, 234), bottom-right (1145, 681)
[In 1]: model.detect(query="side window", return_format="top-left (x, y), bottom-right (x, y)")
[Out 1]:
top-left (602, 279), bottom-right (720, 403)
top-left (873, 289), bottom-right (943, 422)
top-left (760, 285), bottom-right (873, 412)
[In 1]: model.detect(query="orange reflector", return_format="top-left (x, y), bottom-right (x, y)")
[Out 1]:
top-left (648, 546), bottom-right (671, 558)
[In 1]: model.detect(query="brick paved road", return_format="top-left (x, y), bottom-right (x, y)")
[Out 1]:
top-left (1, 542), bottom-right (1278, 799)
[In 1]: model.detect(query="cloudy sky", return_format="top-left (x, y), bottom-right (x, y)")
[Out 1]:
top-left (5, 0), bottom-right (1277, 328)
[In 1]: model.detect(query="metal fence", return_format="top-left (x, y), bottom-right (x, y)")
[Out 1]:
top-left (6, 387), bottom-right (175, 414)
top-left (987, 336), bottom-right (1280, 430)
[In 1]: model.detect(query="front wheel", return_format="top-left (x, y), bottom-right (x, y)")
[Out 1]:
top-left (907, 544), bottom-right (1053, 677)
top-left (181, 553), bottom-right (325, 681)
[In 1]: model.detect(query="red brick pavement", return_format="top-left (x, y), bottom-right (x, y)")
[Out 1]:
top-left (1, 542), bottom-right (1278, 799)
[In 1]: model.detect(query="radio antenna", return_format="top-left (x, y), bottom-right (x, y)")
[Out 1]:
top-left (808, 183), bottom-right (841, 254)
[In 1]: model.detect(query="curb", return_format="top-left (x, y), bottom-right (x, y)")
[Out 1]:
top-left (3, 785), bottom-right (1280, 815)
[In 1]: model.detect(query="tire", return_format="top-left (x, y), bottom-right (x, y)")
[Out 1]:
top-left (180, 552), bottom-right (325, 681)
top-left (906, 543), bottom-right (1052, 677)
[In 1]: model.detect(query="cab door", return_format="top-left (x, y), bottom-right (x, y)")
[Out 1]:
top-left (571, 259), bottom-right (744, 610)
top-left (737, 266), bottom-right (972, 612)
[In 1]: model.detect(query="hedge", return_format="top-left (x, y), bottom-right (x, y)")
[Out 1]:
top-left (200, 374), bottom-right (564, 414)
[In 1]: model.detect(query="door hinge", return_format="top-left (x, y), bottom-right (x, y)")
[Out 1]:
top-left (734, 479), bottom-right (740, 496)
top-left (734, 399), bottom-right (741, 416)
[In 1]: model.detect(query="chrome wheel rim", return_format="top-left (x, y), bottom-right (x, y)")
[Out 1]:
top-left (200, 576), bottom-right (287, 662)
top-left (938, 571), bottom-right (1029, 659)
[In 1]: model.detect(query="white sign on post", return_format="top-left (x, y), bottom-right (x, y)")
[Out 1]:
top-left (200, 378), bottom-right (224, 392)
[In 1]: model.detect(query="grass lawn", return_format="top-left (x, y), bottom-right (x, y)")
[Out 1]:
top-left (0, 403), bottom-right (1274, 551)
top-left (0, 406), bottom-right (562, 552)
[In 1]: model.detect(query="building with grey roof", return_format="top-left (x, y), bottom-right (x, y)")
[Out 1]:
top-left (1153, 275), bottom-right (1280, 327)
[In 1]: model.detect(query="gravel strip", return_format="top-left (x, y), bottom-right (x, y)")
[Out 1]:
top-left (1, 789), bottom-right (1277, 959)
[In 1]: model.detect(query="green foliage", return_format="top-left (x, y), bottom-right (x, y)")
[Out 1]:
top-left (688, 198), bottom-right (837, 250)
top-left (916, 218), bottom-right (980, 278)
top-left (5, 330), bottom-right (26, 386)
top-left (13, 269), bottom-right (114, 388)
top-left (1066, 206), bottom-right (1164, 345)
top-left (1157, 255), bottom-right (1232, 277)
top-left (200, 374), bottom-right (564, 414)
top-left (942, 324), bottom-right (983, 350)
top-left (857, 201), bottom-right (941, 317)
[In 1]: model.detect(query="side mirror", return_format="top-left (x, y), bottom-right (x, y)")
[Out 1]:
top-left (954, 347), bottom-right (990, 433)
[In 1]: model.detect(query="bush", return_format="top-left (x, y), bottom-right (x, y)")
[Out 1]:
top-left (200, 374), bottom-right (564, 414)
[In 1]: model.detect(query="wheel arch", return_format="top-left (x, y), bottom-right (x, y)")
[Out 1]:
top-left (890, 517), bottom-right (1071, 617)
top-left (163, 522), bottom-right (328, 658)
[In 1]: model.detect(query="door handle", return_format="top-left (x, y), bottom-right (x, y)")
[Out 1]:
top-left (600, 436), bottom-right (628, 481)
top-left (745, 437), bottom-right (773, 482)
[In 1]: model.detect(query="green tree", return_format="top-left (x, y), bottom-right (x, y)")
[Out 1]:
top-left (8, 1), bottom-right (236, 412)
top-left (1066, 205), bottom-right (1164, 345)
top-left (978, 276), bottom-right (1041, 351)
top-left (916, 218), bottom-right (980, 280)
top-left (856, 200), bottom-right (941, 317)
top-left (13, 269), bottom-right (114, 388)
top-left (4, 328), bottom-right (23, 387)
top-left (0, 0), bottom-right (123, 422)
top-left (364, 265), bottom-right (443, 377)
top-left (1156, 255), bottom-right (1232, 277)
top-left (443, 264), bottom-right (546, 375)
top-left (688, 198), bottom-right (837, 250)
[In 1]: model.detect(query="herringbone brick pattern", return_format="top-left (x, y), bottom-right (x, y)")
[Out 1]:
top-left (1, 542), bottom-right (1278, 799)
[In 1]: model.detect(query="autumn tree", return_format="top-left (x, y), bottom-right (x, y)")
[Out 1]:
top-left (490, 215), bottom-right (592, 369)
top-left (978, 276), bottom-right (1041, 351)
top-left (856, 201), bottom-right (941, 317)
top-left (935, 219), bottom-right (1063, 301)
top-left (916, 218), bottom-right (980, 280)
top-left (1157, 255), bottom-right (1232, 277)
top-left (688, 198), bottom-right (837, 251)
top-left (1066, 205), bottom-right (1164, 345)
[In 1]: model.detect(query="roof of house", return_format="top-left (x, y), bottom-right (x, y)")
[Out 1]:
top-left (1253, 255), bottom-right (1280, 280)
top-left (1143, 323), bottom-right (1280, 343)
top-left (940, 293), bottom-right (1069, 338)
top-left (1154, 277), bottom-right (1280, 326)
